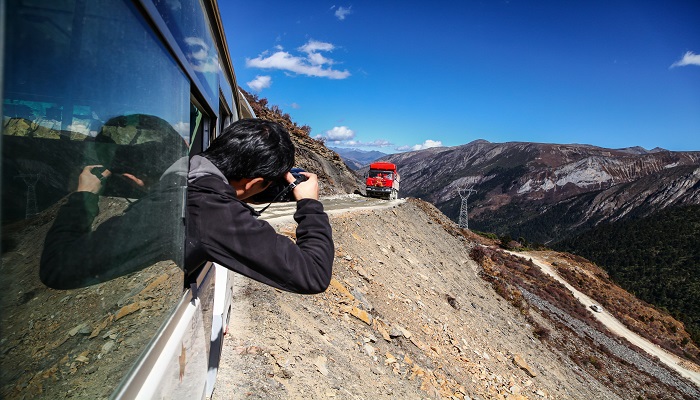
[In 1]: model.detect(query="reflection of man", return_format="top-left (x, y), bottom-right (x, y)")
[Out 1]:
top-left (40, 114), bottom-right (187, 289)
top-left (186, 119), bottom-right (333, 294)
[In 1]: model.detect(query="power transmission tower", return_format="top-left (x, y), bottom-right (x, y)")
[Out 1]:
top-left (17, 174), bottom-right (40, 218)
top-left (458, 188), bottom-right (476, 229)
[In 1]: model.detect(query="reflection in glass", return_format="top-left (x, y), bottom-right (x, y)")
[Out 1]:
top-left (154, 0), bottom-right (220, 108)
top-left (369, 170), bottom-right (394, 180)
top-left (1, 1), bottom-right (188, 398)
top-left (39, 114), bottom-right (188, 289)
top-left (219, 66), bottom-right (234, 113)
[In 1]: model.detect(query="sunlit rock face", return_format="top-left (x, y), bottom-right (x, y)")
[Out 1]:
top-left (369, 140), bottom-right (700, 242)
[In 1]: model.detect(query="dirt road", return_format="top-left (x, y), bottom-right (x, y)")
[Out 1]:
top-left (253, 194), bottom-right (405, 225)
top-left (508, 250), bottom-right (700, 388)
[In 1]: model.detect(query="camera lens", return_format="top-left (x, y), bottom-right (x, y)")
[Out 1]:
top-left (248, 168), bottom-right (307, 204)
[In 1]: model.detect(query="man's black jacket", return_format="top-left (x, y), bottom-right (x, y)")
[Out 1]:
top-left (185, 173), bottom-right (334, 294)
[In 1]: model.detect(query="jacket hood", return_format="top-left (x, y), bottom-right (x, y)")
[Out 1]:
top-left (188, 155), bottom-right (228, 184)
top-left (161, 156), bottom-right (189, 180)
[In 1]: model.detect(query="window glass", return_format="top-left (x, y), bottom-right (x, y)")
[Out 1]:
top-left (189, 103), bottom-right (206, 155)
top-left (219, 66), bottom-right (234, 114)
top-left (153, 0), bottom-right (219, 109)
top-left (1, 1), bottom-right (188, 398)
top-left (219, 98), bottom-right (231, 140)
top-left (369, 171), bottom-right (393, 180)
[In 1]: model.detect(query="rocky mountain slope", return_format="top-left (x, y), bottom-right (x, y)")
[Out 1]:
top-left (213, 197), bottom-right (700, 399)
top-left (372, 140), bottom-right (700, 243)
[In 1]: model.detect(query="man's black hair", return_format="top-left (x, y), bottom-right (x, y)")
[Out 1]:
top-left (202, 118), bottom-right (295, 181)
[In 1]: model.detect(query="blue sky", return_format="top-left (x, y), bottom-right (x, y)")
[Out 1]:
top-left (219, 1), bottom-right (700, 153)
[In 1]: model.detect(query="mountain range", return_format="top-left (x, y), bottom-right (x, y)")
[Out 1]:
top-left (329, 147), bottom-right (388, 170)
top-left (372, 140), bottom-right (700, 244)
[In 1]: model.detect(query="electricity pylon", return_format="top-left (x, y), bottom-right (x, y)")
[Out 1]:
top-left (458, 188), bottom-right (476, 229)
top-left (17, 174), bottom-right (40, 218)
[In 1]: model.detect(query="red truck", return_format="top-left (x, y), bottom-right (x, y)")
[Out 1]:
top-left (366, 162), bottom-right (400, 200)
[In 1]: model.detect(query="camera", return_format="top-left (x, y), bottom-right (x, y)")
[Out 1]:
top-left (92, 141), bottom-right (175, 199)
top-left (249, 167), bottom-right (308, 203)
top-left (91, 166), bottom-right (148, 199)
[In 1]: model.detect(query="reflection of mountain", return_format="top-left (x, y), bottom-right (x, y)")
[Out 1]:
top-left (3, 117), bottom-right (91, 140)
top-left (2, 137), bottom-right (91, 224)
top-left (2, 117), bottom-right (107, 224)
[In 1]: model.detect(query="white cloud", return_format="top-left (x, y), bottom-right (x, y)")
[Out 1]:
top-left (397, 139), bottom-right (444, 151)
top-left (164, 0), bottom-right (182, 12)
top-left (184, 36), bottom-right (220, 73)
top-left (185, 37), bottom-right (208, 59)
top-left (325, 126), bottom-right (355, 140)
top-left (290, 102), bottom-right (301, 109)
top-left (247, 75), bottom-right (272, 92)
top-left (66, 122), bottom-right (90, 135)
top-left (314, 126), bottom-right (392, 147)
top-left (307, 52), bottom-right (332, 66)
top-left (335, 6), bottom-right (352, 20)
top-left (324, 139), bottom-right (393, 147)
top-left (299, 40), bottom-right (335, 54)
top-left (172, 121), bottom-right (190, 139)
top-left (361, 139), bottom-right (392, 147)
top-left (246, 39), bottom-right (350, 79)
top-left (670, 51), bottom-right (700, 68)
top-left (192, 59), bottom-right (220, 73)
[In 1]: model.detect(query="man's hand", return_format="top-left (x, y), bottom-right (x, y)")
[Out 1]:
top-left (287, 171), bottom-right (319, 200)
top-left (78, 165), bottom-right (111, 194)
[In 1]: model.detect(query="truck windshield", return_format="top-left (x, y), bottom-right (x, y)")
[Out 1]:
top-left (369, 171), bottom-right (393, 179)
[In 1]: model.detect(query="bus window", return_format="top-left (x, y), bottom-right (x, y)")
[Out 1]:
top-left (1, 1), bottom-right (189, 398)
top-left (188, 102), bottom-right (210, 155)
top-left (218, 96), bottom-right (232, 141)
top-left (153, 0), bottom-right (220, 109)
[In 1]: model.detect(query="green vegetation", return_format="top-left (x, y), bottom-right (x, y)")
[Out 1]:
top-left (555, 205), bottom-right (700, 346)
top-left (473, 230), bottom-right (498, 241)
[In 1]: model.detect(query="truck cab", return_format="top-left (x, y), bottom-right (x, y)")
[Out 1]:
top-left (366, 162), bottom-right (400, 200)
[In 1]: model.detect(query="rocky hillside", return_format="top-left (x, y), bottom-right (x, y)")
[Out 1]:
top-left (240, 90), bottom-right (362, 195)
top-left (213, 198), bottom-right (700, 399)
top-left (372, 140), bottom-right (700, 243)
